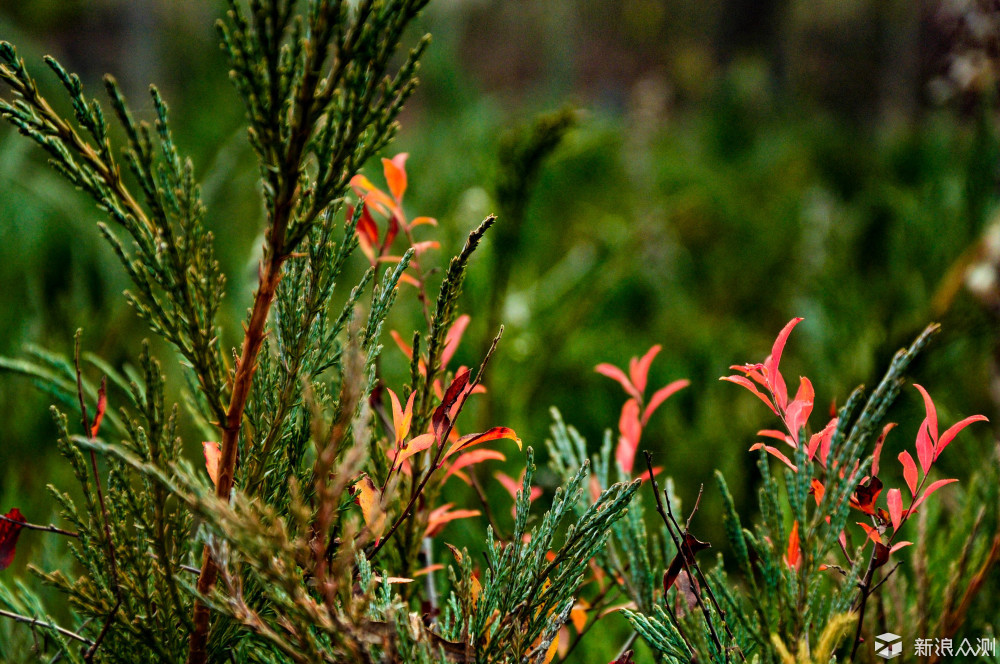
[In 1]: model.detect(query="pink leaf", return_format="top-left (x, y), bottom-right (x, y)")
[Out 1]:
top-left (913, 384), bottom-right (939, 444)
top-left (764, 317), bottom-right (803, 410)
top-left (898, 450), bottom-right (918, 496)
top-left (596, 363), bottom-right (640, 401)
top-left (890, 541), bottom-right (913, 554)
top-left (749, 443), bottom-right (797, 471)
top-left (641, 379), bottom-right (689, 425)
top-left (784, 376), bottom-right (814, 440)
top-left (719, 375), bottom-right (779, 416)
top-left (886, 488), bottom-right (903, 531)
top-left (442, 315), bottom-right (471, 369)
top-left (443, 450), bottom-right (506, 481)
top-left (910, 478), bottom-right (959, 513)
top-left (616, 399), bottom-right (642, 473)
top-left (915, 419), bottom-right (934, 474)
top-left (871, 422), bottom-right (896, 476)
top-left (630, 345), bottom-right (661, 396)
top-left (935, 414), bottom-right (989, 460)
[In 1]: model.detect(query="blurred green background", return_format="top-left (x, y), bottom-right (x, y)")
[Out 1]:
top-left (2, 1), bottom-right (1000, 660)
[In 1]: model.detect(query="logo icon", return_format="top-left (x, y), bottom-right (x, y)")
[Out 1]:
top-left (875, 633), bottom-right (903, 659)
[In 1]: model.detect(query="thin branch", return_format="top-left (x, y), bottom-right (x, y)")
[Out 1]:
top-left (368, 326), bottom-right (504, 562)
top-left (0, 609), bottom-right (94, 646)
top-left (73, 338), bottom-right (121, 663)
top-left (0, 514), bottom-right (77, 538)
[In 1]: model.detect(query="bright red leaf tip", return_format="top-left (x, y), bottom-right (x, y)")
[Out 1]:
top-left (785, 520), bottom-right (801, 570)
top-left (886, 488), bottom-right (903, 531)
top-left (91, 377), bottom-right (107, 437)
top-left (0, 508), bottom-right (26, 571)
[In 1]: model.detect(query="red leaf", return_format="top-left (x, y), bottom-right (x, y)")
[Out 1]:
top-left (641, 379), bottom-right (689, 426)
top-left (854, 476), bottom-right (883, 516)
top-left (0, 508), bottom-right (25, 571)
top-left (785, 520), bottom-right (801, 569)
top-left (91, 377), bottom-right (107, 437)
top-left (719, 375), bottom-right (779, 416)
top-left (910, 478), bottom-right (959, 513)
top-left (913, 384), bottom-right (939, 445)
top-left (915, 419), bottom-right (934, 474)
top-left (886, 488), bottom-right (903, 531)
top-left (433, 369), bottom-right (471, 442)
top-left (871, 422), bottom-right (896, 476)
top-left (616, 399), bottom-right (642, 474)
top-left (441, 315), bottom-right (470, 369)
top-left (784, 376), bottom-right (814, 440)
top-left (897, 450), bottom-right (918, 496)
top-left (890, 541), bottom-right (913, 554)
top-left (935, 414), bottom-right (988, 460)
top-left (595, 363), bottom-right (640, 401)
top-left (749, 443), bottom-right (797, 471)
top-left (764, 317), bottom-right (803, 410)
top-left (629, 345), bottom-right (661, 395)
top-left (382, 153), bottom-right (408, 201)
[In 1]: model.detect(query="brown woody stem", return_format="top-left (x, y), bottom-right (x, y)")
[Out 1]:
top-left (186, 249), bottom-right (285, 664)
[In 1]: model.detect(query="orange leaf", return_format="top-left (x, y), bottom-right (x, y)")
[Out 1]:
top-left (390, 433), bottom-right (435, 472)
top-left (351, 475), bottom-right (386, 541)
top-left (350, 174), bottom-right (396, 215)
top-left (203, 441), bottom-right (221, 487)
top-left (387, 388), bottom-right (415, 445)
top-left (410, 216), bottom-right (437, 227)
top-left (786, 520), bottom-right (801, 569)
top-left (382, 153), bottom-right (408, 201)
top-left (444, 427), bottom-right (521, 461)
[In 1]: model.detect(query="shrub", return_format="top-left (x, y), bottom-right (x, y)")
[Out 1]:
top-left (1, 3), bottom-right (997, 663)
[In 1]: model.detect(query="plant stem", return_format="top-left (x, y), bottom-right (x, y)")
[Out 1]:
top-left (0, 514), bottom-right (77, 538)
top-left (0, 609), bottom-right (93, 646)
top-left (187, 249), bottom-right (285, 664)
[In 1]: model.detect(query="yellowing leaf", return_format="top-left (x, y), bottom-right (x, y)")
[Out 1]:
top-left (203, 441), bottom-right (221, 487)
top-left (351, 475), bottom-right (386, 541)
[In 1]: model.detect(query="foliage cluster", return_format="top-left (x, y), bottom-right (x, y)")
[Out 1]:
top-left (1, 3), bottom-right (999, 664)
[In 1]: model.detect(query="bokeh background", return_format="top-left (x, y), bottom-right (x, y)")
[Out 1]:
top-left (2, 1), bottom-right (1000, 660)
